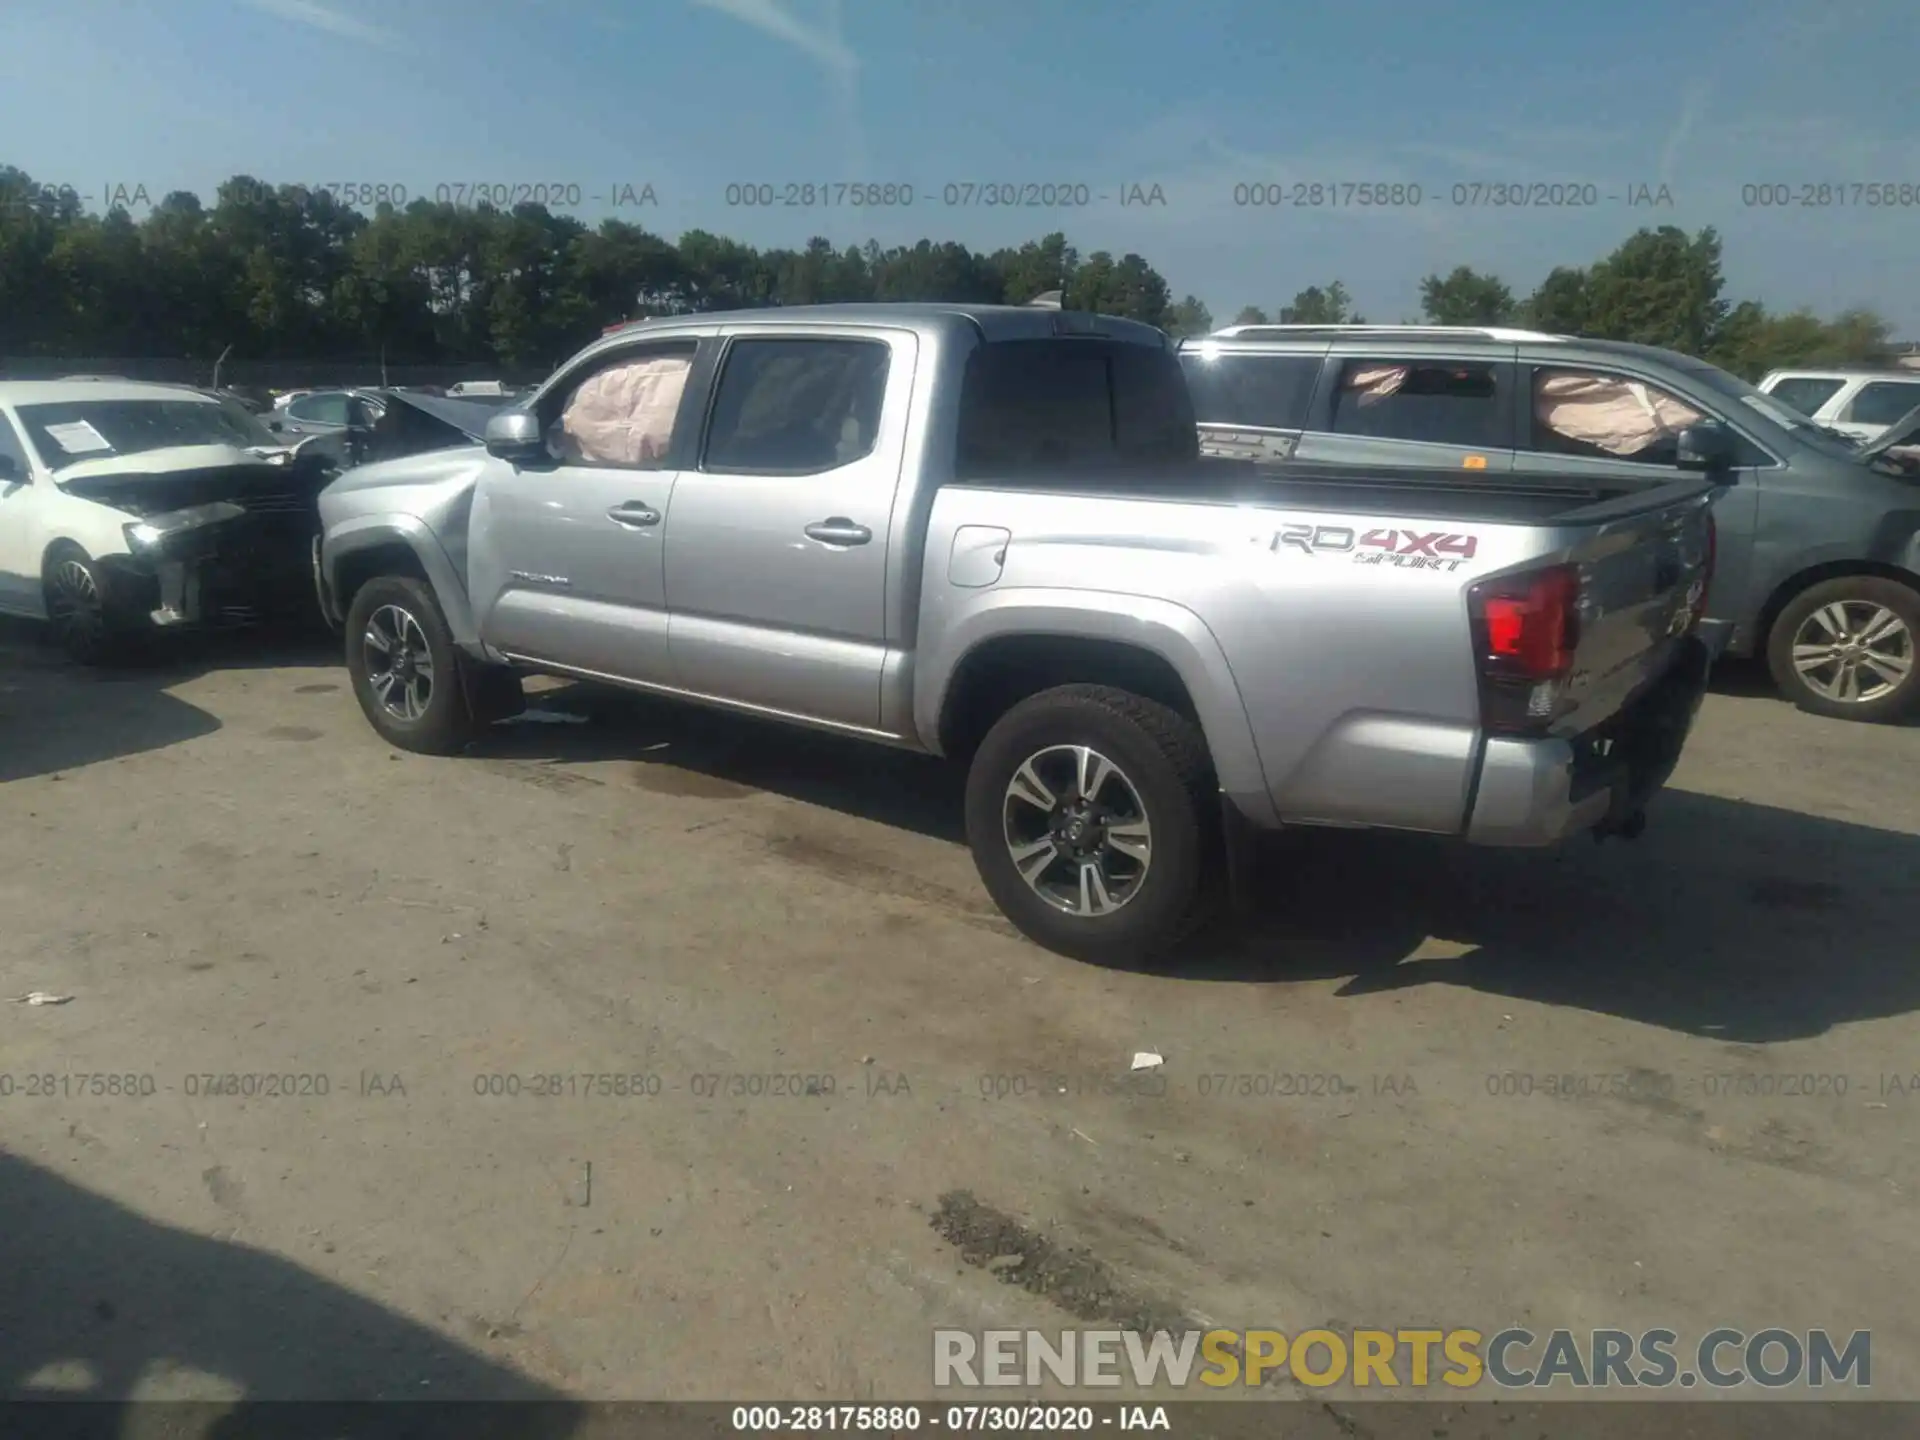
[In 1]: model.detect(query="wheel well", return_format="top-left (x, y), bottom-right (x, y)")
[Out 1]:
top-left (333, 542), bottom-right (428, 613)
top-left (938, 634), bottom-right (1200, 759)
top-left (1755, 561), bottom-right (1920, 648)
top-left (40, 538), bottom-right (87, 578)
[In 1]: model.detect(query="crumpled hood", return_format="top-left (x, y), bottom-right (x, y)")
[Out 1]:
top-left (53, 443), bottom-right (295, 484)
top-left (380, 390), bottom-right (505, 439)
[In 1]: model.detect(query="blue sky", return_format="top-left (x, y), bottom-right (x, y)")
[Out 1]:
top-left (2, 0), bottom-right (1916, 333)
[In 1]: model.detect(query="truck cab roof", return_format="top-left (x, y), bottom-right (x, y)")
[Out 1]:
top-left (594, 302), bottom-right (1171, 349)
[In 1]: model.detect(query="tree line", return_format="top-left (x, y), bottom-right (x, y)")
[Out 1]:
top-left (0, 164), bottom-right (1899, 379)
top-left (1234, 229), bottom-right (1898, 379)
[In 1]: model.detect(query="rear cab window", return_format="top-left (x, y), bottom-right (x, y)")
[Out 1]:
top-left (954, 338), bottom-right (1196, 478)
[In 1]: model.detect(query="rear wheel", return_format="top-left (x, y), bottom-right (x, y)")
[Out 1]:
top-left (964, 684), bottom-right (1219, 965)
top-left (1766, 576), bottom-right (1920, 723)
top-left (344, 575), bottom-right (478, 754)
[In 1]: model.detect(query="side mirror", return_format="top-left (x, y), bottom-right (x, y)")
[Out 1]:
top-left (1676, 421), bottom-right (1734, 473)
top-left (0, 453), bottom-right (20, 482)
top-left (484, 410), bottom-right (547, 462)
top-left (268, 419), bottom-right (285, 433)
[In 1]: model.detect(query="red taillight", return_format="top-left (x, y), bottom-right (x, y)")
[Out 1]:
top-left (1474, 564), bottom-right (1580, 678)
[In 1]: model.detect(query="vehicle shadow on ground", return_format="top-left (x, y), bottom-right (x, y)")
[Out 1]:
top-left (0, 622), bottom-right (340, 784)
top-left (482, 682), bottom-right (1920, 1044)
top-left (0, 1153), bottom-right (584, 1436)
top-left (1170, 792), bottom-right (1920, 1042)
top-left (477, 681), bottom-right (969, 843)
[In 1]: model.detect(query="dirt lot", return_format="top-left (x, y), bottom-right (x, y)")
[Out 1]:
top-left (2, 622), bottom-right (1918, 1432)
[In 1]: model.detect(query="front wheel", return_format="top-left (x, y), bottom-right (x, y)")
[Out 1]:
top-left (43, 546), bottom-right (132, 666)
top-left (964, 684), bottom-right (1220, 965)
top-left (1766, 576), bottom-right (1920, 723)
top-left (343, 575), bottom-right (478, 754)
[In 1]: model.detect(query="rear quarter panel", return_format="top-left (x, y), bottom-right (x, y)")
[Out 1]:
top-left (916, 485), bottom-right (1562, 834)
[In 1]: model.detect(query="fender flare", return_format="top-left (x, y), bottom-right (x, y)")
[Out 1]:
top-left (320, 513), bottom-right (478, 646)
top-left (915, 587), bottom-right (1277, 825)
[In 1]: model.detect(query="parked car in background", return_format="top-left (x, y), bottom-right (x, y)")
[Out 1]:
top-left (0, 379), bottom-right (331, 660)
top-left (1178, 325), bottom-right (1920, 724)
top-left (315, 303), bottom-right (1717, 962)
top-left (1757, 368), bottom-right (1920, 445)
top-left (445, 379), bottom-right (518, 399)
top-left (264, 389), bottom-right (390, 465)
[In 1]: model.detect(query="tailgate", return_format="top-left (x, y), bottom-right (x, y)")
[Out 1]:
top-left (1550, 483), bottom-right (1718, 735)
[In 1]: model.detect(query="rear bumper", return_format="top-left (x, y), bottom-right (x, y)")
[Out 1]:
top-left (1465, 635), bottom-right (1712, 847)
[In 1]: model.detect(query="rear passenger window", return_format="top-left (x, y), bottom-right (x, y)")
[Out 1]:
top-left (1181, 353), bottom-right (1320, 430)
top-left (703, 338), bottom-right (891, 475)
top-left (1329, 359), bottom-right (1501, 447)
top-left (1842, 381), bottom-right (1920, 428)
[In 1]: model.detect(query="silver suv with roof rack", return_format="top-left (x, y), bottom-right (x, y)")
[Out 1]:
top-left (1176, 324), bottom-right (1920, 723)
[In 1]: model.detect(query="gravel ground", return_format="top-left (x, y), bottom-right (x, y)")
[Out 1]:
top-left (2, 622), bottom-right (1917, 1436)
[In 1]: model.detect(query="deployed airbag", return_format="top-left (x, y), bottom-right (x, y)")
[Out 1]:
top-left (557, 355), bottom-right (692, 465)
top-left (1536, 371), bottom-right (1703, 457)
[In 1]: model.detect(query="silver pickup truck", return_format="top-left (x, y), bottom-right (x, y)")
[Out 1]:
top-left (314, 303), bottom-right (1718, 963)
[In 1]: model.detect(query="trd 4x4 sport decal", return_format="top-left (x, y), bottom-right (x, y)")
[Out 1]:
top-left (1265, 524), bottom-right (1481, 573)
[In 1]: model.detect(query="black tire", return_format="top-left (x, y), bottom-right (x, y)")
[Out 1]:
top-left (964, 683), bottom-right (1219, 965)
top-left (42, 544), bottom-right (134, 666)
top-left (1766, 576), bottom-right (1920, 724)
top-left (343, 575), bottom-right (478, 754)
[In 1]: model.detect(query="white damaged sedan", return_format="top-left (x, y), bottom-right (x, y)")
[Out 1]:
top-left (0, 380), bottom-right (332, 662)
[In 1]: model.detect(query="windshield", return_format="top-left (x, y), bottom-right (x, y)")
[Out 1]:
top-left (18, 397), bottom-right (283, 470)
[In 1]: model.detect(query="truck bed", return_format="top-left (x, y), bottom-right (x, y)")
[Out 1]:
top-left (944, 456), bottom-right (1721, 526)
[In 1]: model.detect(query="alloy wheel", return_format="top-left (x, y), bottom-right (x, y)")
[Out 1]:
top-left (1790, 601), bottom-right (1914, 704)
top-left (362, 603), bottom-right (435, 722)
top-left (47, 559), bottom-right (105, 657)
top-left (1002, 744), bottom-right (1153, 917)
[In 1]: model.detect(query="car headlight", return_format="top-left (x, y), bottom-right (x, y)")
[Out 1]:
top-left (123, 501), bottom-right (248, 552)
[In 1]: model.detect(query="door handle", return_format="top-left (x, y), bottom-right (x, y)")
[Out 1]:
top-left (804, 517), bottom-right (872, 546)
top-left (607, 502), bottom-right (661, 528)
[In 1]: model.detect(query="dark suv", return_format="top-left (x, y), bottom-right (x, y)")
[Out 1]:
top-left (1178, 325), bottom-right (1920, 723)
